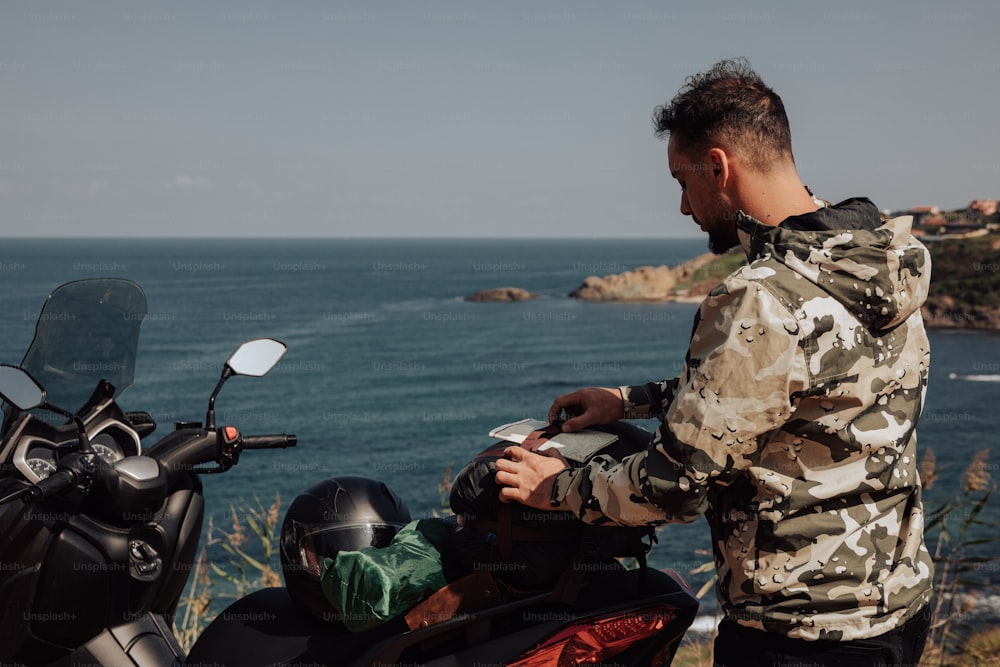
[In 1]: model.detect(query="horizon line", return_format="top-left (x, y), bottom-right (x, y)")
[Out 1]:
top-left (0, 235), bottom-right (708, 241)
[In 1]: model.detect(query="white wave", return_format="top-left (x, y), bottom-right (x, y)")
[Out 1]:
top-left (686, 614), bottom-right (721, 636)
top-left (948, 373), bottom-right (1000, 382)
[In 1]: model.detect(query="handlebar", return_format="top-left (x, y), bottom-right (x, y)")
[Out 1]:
top-left (241, 434), bottom-right (297, 450)
top-left (19, 468), bottom-right (78, 503)
top-left (146, 427), bottom-right (296, 479)
top-left (7, 452), bottom-right (96, 506)
top-left (0, 427), bottom-right (299, 507)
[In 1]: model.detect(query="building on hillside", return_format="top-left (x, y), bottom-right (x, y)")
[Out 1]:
top-left (969, 199), bottom-right (998, 217)
top-left (908, 205), bottom-right (940, 226)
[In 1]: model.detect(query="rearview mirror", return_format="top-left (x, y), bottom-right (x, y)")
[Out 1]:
top-left (226, 338), bottom-right (287, 378)
top-left (206, 338), bottom-right (289, 431)
top-left (0, 365), bottom-right (46, 411)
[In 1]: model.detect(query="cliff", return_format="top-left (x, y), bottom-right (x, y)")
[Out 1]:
top-left (568, 250), bottom-right (744, 302)
top-left (920, 233), bottom-right (1000, 330)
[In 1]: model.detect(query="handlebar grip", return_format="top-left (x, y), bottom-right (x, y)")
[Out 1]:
top-left (241, 434), bottom-right (297, 450)
top-left (22, 469), bottom-right (77, 503)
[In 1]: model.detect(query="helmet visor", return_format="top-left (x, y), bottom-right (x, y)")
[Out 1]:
top-left (287, 521), bottom-right (404, 577)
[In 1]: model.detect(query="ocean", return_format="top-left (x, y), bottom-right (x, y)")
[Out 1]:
top-left (1, 237), bottom-right (998, 621)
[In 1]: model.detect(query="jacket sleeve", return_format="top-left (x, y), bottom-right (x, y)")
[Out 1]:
top-left (620, 379), bottom-right (679, 420)
top-left (552, 276), bottom-right (808, 527)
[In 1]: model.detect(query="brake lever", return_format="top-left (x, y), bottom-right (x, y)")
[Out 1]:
top-left (191, 426), bottom-right (242, 474)
top-left (0, 480), bottom-right (34, 506)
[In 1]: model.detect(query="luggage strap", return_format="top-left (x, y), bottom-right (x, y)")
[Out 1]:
top-left (520, 424), bottom-right (563, 452)
top-left (465, 503), bottom-right (572, 563)
top-left (472, 426), bottom-right (652, 606)
top-left (403, 570), bottom-right (503, 631)
top-left (468, 426), bottom-right (576, 562)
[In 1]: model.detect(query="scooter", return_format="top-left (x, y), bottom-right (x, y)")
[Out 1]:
top-left (0, 278), bottom-right (296, 666)
top-left (0, 279), bottom-right (698, 666)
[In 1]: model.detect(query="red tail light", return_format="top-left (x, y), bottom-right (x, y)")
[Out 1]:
top-left (508, 605), bottom-right (679, 666)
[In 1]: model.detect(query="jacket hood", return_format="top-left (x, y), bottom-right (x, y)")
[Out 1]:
top-left (737, 197), bottom-right (931, 331)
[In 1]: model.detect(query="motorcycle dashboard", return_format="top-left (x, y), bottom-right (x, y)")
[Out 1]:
top-left (12, 418), bottom-right (141, 484)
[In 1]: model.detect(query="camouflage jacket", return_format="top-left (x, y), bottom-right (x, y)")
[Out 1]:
top-left (551, 198), bottom-right (934, 641)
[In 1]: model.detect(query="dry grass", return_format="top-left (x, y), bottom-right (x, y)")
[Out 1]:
top-left (173, 493), bottom-right (283, 652)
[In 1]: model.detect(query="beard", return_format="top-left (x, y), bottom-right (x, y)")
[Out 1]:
top-left (699, 195), bottom-right (741, 255)
top-left (706, 222), bottom-right (740, 255)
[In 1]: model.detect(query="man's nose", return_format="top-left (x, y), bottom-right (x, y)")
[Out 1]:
top-left (680, 192), bottom-right (692, 217)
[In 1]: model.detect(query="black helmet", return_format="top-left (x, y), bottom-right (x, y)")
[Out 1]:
top-left (280, 475), bottom-right (411, 621)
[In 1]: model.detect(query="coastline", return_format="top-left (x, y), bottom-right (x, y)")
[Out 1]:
top-left (554, 234), bottom-right (1000, 332)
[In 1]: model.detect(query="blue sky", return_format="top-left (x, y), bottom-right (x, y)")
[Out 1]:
top-left (2, 0), bottom-right (998, 238)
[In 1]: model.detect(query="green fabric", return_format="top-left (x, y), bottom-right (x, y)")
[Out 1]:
top-left (319, 518), bottom-right (452, 632)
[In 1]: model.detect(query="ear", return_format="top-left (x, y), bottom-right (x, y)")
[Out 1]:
top-left (706, 148), bottom-right (730, 187)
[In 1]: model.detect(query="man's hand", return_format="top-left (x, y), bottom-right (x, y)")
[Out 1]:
top-left (547, 386), bottom-right (625, 432)
top-left (494, 446), bottom-right (570, 511)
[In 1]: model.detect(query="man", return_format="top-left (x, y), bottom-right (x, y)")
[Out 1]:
top-left (494, 58), bottom-right (934, 666)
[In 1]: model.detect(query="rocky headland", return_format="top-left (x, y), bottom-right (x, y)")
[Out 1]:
top-left (567, 251), bottom-right (737, 303)
top-left (464, 287), bottom-right (540, 302)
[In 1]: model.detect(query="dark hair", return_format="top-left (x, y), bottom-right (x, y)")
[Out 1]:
top-left (652, 58), bottom-right (793, 171)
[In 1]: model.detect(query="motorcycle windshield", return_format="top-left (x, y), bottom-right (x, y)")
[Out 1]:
top-left (19, 279), bottom-right (147, 414)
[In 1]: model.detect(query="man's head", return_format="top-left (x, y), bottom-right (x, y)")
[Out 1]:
top-left (654, 58), bottom-right (793, 170)
top-left (653, 58), bottom-right (799, 254)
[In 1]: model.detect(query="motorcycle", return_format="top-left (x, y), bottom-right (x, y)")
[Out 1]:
top-left (0, 278), bottom-right (698, 666)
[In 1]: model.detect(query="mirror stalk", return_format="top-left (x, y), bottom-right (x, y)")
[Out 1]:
top-left (205, 366), bottom-right (235, 431)
top-left (50, 406), bottom-right (92, 454)
top-left (0, 365), bottom-right (92, 454)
